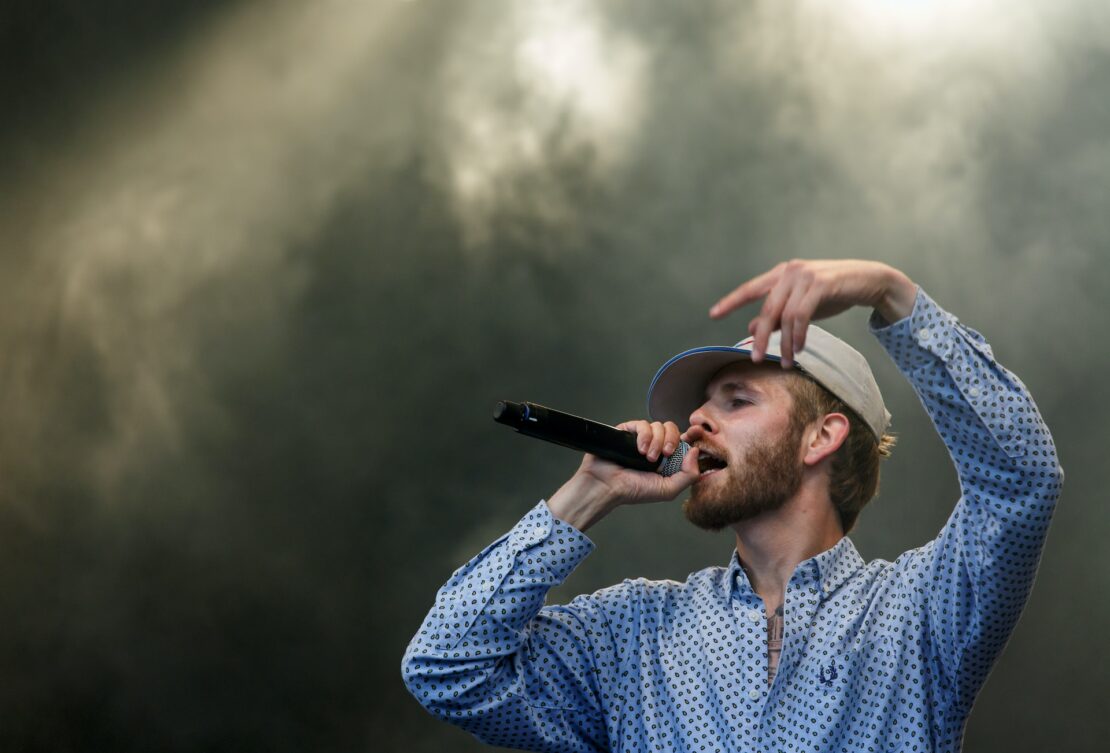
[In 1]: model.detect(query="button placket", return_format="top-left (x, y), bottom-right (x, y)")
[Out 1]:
top-left (778, 581), bottom-right (821, 680)
top-left (731, 595), bottom-right (768, 715)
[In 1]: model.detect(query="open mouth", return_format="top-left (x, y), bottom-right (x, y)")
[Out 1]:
top-left (696, 448), bottom-right (728, 477)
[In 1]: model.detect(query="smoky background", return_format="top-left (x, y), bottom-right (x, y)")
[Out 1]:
top-left (1, 0), bottom-right (1104, 750)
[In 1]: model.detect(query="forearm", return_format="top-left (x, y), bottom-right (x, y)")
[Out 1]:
top-left (872, 288), bottom-right (1063, 704)
top-left (402, 504), bottom-right (596, 695)
top-left (872, 287), bottom-right (1064, 501)
top-left (546, 473), bottom-right (619, 533)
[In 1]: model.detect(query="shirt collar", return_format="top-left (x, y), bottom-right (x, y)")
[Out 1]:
top-left (726, 536), bottom-right (865, 601)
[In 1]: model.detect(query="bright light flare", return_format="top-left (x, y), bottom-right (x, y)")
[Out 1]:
top-left (440, 0), bottom-right (646, 247)
top-left (841, 0), bottom-right (993, 40)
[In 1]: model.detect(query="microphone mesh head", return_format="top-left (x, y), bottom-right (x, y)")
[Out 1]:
top-left (658, 441), bottom-right (691, 477)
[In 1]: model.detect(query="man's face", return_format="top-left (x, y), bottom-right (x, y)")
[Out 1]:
top-left (681, 361), bottom-right (809, 532)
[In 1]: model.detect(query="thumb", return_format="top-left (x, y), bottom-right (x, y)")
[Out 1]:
top-left (659, 446), bottom-right (701, 499)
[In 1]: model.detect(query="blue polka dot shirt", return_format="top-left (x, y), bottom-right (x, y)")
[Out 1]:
top-left (402, 287), bottom-right (1064, 752)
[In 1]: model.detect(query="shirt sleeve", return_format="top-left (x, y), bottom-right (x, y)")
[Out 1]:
top-left (869, 286), bottom-right (1064, 713)
top-left (400, 500), bottom-right (619, 752)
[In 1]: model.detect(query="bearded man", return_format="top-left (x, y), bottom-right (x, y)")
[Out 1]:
top-left (402, 259), bottom-right (1063, 753)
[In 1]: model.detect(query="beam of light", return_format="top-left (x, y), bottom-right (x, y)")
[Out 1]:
top-left (5, 0), bottom-right (417, 501)
top-left (710, 0), bottom-right (1069, 296)
top-left (839, 0), bottom-right (1012, 44)
top-left (439, 0), bottom-right (647, 248)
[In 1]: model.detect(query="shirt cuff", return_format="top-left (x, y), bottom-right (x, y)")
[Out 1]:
top-left (502, 500), bottom-right (596, 584)
top-left (868, 285), bottom-right (965, 373)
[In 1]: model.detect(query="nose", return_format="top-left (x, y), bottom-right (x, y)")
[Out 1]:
top-left (684, 400), bottom-right (717, 441)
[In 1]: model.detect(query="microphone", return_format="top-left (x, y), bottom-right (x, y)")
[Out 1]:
top-left (493, 400), bottom-right (691, 477)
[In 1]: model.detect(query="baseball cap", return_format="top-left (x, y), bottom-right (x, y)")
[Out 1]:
top-left (646, 325), bottom-right (891, 440)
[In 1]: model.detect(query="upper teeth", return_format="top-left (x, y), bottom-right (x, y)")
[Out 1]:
top-left (697, 451), bottom-right (726, 473)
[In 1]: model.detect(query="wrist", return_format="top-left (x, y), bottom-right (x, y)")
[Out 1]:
top-left (873, 265), bottom-right (916, 324)
top-left (547, 472), bottom-right (619, 533)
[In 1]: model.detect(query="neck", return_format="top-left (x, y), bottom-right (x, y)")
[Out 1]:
top-left (731, 473), bottom-right (844, 615)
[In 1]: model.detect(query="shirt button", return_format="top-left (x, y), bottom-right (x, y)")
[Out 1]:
top-left (968, 386), bottom-right (980, 397)
top-left (918, 327), bottom-right (931, 341)
top-left (533, 526), bottom-right (547, 538)
top-left (747, 609), bottom-right (762, 623)
top-left (748, 688), bottom-right (761, 701)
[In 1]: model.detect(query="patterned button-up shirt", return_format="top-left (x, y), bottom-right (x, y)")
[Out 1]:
top-left (402, 287), bottom-right (1063, 752)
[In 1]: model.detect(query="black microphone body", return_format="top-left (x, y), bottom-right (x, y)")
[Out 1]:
top-left (494, 400), bottom-right (690, 477)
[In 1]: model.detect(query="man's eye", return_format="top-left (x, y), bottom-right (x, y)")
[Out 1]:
top-left (731, 399), bottom-right (751, 408)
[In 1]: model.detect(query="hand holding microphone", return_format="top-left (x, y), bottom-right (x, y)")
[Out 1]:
top-left (493, 401), bottom-right (693, 475)
top-left (494, 401), bottom-right (702, 531)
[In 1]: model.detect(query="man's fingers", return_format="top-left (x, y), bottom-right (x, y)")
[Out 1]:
top-left (793, 286), bottom-right (823, 355)
top-left (709, 268), bottom-right (779, 320)
top-left (662, 422), bottom-right (681, 457)
top-left (779, 282), bottom-right (811, 369)
top-left (647, 421), bottom-right (666, 461)
top-left (617, 421), bottom-right (650, 453)
top-left (659, 446), bottom-right (700, 497)
top-left (618, 420), bottom-right (685, 462)
top-left (751, 279), bottom-right (791, 361)
top-left (682, 445), bottom-right (700, 478)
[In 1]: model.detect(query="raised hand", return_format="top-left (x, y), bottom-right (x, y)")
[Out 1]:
top-left (708, 259), bottom-right (916, 369)
top-left (575, 419), bottom-right (701, 506)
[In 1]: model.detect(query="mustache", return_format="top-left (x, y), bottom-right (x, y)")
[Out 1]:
top-left (693, 441), bottom-right (729, 460)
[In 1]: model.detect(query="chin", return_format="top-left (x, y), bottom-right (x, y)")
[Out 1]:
top-left (682, 489), bottom-right (745, 532)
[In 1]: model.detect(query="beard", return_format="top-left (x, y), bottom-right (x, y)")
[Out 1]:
top-left (682, 421), bottom-right (806, 532)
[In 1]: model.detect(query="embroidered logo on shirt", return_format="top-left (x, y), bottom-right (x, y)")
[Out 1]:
top-left (819, 660), bottom-right (839, 687)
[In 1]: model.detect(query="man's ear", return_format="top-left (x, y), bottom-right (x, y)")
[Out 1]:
top-left (803, 413), bottom-right (850, 467)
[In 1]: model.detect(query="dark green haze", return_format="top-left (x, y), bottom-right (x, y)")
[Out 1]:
top-left (0, 0), bottom-right (1105, 750)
